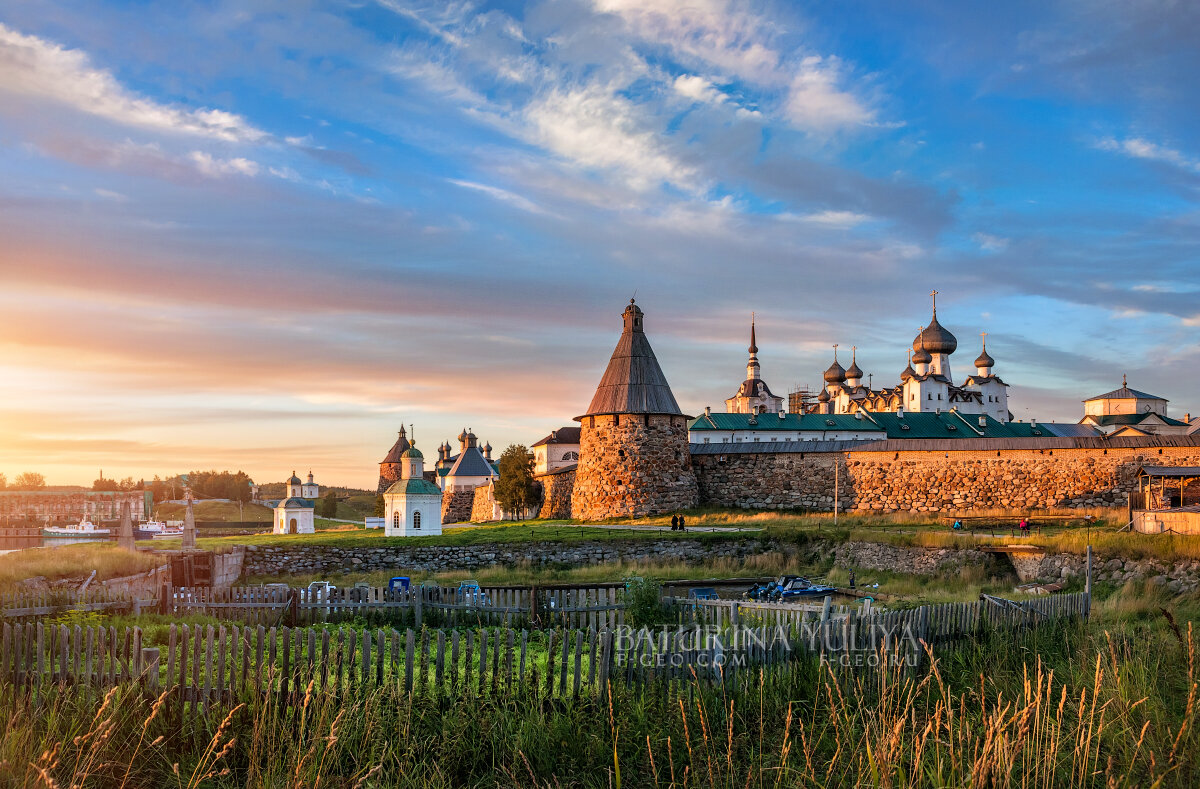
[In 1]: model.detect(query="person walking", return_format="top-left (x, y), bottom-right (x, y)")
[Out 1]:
top-left (679, 514), bottom-right (687, 532)
top-left (670, 514), bottom-right (679, 531)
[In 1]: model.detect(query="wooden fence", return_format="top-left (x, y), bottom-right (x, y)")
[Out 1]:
top-left (0, 590), bottom-right (1090, 717)
top-left (164, 585), bottom-right (626, 629)
top-left (0, 588), bottom-right (155, 620)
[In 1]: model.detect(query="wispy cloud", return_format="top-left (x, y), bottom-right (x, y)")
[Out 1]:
top-left (447, 179), bottom-right (551, 215)
top-left (0, 23), bottom-right (266, 143)
top-left (1096, 136), bottom-right (1200, 173)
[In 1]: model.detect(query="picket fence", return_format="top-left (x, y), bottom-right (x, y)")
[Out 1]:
top-left (0, 590), bottom-right (1090, 717)
top-left (164, 585), bottom-right (627, 629)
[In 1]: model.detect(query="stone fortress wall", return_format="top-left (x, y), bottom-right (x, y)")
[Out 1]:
top-left (441, 489), bottom-right (474, 523)
top-left (537, 469), bottom-right (575, 519)
top-left (690, 436), bottom-right (1200, 513)
top-left (571, 413), bottom-right (698, 520)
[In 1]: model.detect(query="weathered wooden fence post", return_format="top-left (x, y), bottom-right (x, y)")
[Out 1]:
top-left (1085, 545), bottom-right (1092, 618)
top-left (414, 588), bottom-right (423, 630)
top-left (142, 647), bottom-right (160, 695)
top-left (288, 590), bottom-right (299, 627)
top-left (159, 584), bottom-right (170, 616)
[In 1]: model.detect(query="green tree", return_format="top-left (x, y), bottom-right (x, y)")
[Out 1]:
top-left (13, 472), bottom-right (45, 490)
top-left (317, 493), bottom-right (338, 518)
top-left (373, 495), bottom-right (385, 517)
top-left (0, 473), bottom-right (6, 489)
top-left (495, 445), bottom-right (538, 520)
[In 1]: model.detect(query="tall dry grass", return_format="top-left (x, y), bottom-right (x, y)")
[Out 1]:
top-left (0, 544), bottom-right (164, 591)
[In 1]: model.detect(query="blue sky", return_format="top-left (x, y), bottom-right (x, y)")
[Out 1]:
top-left (0, 0), bottom-right (1197, 487)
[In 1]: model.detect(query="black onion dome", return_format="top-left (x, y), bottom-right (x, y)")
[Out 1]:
top-left (912, 345), bottom-right (932, 365)
top-left (901, 364), bottom-right (916, 381)
top-left (974, 347), bottom-right (995, 368)
top-left (913, 315), bottom-right (957, 355)
top-left (845, 360), bottom-right (863, 379)
top-left (817, 388), bottom-right (830, 402)
top-left (823, 361), bottom-right (846, 383)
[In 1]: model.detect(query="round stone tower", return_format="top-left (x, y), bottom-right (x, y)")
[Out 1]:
top-left (571, 300), bottom-right (699, 520)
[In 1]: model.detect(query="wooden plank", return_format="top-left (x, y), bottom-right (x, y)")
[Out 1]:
top-left (573, 631), bottom-right (583, 697)
top-left (463, 630), bottom-right (473, 695)
top-left (450, 630), bottom-right (460, 692)
top-left (505, 630), bottom-right (514, 693)
top-left (435, 631), bottom-right (446, 695)
top-left (376, 630), bottom-right (384, 687)
top-left (217, 626), bottom-right (227, 705)
top-left (478, 629), bottom-right (488, 696)
top-left (404, 629), bottom-right (415, 695)
top-left (203, 625), bottom-right (215, 712)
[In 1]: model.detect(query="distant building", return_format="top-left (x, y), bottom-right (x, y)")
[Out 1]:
top-left (383, 445), bottom-right (443, 536)
top-left (274, 475), bottom-right (315, 535)
top-left (300, 471), bottom-right (319, 499)
top-left (0, 489), bottom-right (151, 525)
top-left (811, 292), bottom-right (1009, 422)
top-left (377, 425), bottom-right (413, 494)
top-left (1080, 378), bottom-right (1190, 436)
top-left (532, 427), bottom-right (580, 475)
top-left (437, 429), bottom-right (498, 492)
top-left (724, 318), bottom-right (785, 415)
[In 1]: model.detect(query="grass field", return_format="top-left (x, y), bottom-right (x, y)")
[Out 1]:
top-left (0, 544), bottom-right (164, 590)
top-left (3, 584), bottom-right (1197, 787)
top-left (154, 500), bottom-right (274, 523)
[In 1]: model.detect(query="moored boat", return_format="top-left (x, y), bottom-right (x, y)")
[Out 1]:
top-left (42, 519), bottom-right (111, 540)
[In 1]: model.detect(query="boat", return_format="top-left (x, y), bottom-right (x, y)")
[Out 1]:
top-left (42, 519), bottom-right (111, 540)
top-left (135, 520), bottom-right (170, 539)
top-left (745, 575), bottom-right (837, 602)
top-left (151, 528), bottom-right (185, 540)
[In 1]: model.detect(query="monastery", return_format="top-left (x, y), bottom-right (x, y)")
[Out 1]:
top-left (357, 295), bottom-right (1200, 530)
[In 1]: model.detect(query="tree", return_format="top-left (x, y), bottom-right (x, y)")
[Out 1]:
top-left (13, 472), bottom-right (45, 490)
top-left (92, 475), bottom-right (120, 491)
top-left (373, 495), bottom-right (385, 518)
top-left (317, 493), bottom-right (338, 518)
top-left (495, 445), bottom-right (538, 520)
top-left (0, 473), bottom-right (7, 490)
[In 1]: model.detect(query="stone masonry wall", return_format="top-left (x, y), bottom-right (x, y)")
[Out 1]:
top-left (441, 489), bottom-right (474, 523)
top-left (242, 537), bottom-right (775, 576)
top-left (537, 469), bottom-right (575, 519)
top-left (572, 414), bottom-right (698, 520)
top-left (470, 485), bottom-right (494, 522)
top-left (693, 445), bottom-right (1200, 513)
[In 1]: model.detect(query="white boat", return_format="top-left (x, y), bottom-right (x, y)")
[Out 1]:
top-left (151, 529), bottom-right (185, 540)
top-left (42, 519), bottom-right (111, 539)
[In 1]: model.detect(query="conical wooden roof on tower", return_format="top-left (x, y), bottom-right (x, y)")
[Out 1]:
top-left (576, 300), bottom-right (685, 419)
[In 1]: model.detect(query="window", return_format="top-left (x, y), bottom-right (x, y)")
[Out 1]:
top-left (393, 513), bottom-right (400, 529)
top-left (413, 511), bottom-right (422, 530)
top-left (703, 438), bottom-right (710, 444)
top-left (927, 393), bottom-right (932, 400)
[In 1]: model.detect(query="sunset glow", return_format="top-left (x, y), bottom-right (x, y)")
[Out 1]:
top-left (1, 1), bottom-right (1197, 487)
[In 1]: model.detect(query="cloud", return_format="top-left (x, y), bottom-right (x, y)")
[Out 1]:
top-left (447, 179), bottom-right (550, 215)
top-left (1096, 136), bottom-right (1200, 173)
top-left (188, 151), bottom-right (260, 178)
top-left (0, 23), bottom-right (267, 142)
top-left (524, 85), bottom-right (700, 192)
top-left (673, 74), bottom-right (725, 105)
top-left (784, 56), bottom-right (876, 131)
top-left (973, 232), bottom-right (1009, 252)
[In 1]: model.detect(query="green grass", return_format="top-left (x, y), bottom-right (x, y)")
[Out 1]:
top-left (154, 500), bottom-right (274, 523)
top-left (0, 543), bottom-right (165, 590)
top-left (5, 586), bottom-right (1200, 787)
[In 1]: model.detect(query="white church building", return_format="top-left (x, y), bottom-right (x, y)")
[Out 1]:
top-left (814, 292), bottom-right (1010, 421)
top-left (273, 471), bottom-right (315, 534)
top-left (383, 445), bottom-right (443, 537)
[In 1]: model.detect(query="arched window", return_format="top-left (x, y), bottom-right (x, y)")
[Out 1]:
top-left (393, 513), bottom-right (401, 529)
top-left (413, 511), bottom-right (422, 530)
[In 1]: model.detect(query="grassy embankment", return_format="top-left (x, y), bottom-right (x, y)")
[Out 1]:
top-left (2, 584), bottom-right (1198, 787)
top-left (0, 544), bottom-right (164, 590)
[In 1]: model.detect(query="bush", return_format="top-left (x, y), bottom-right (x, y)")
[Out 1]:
top-left (624, 577), bottom-right (670, 627)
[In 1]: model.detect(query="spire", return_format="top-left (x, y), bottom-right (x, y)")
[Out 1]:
top-left (577, 299), bottom-right (684, 418)
top-left (1123, 373), bottom-right (1128, 388)
top-left (749, 313), bottom-right (758, 355)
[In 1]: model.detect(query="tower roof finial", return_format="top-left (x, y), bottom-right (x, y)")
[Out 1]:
top-left (930, 289), bottom-right (939, 316)
top-left (1123, 373), bottom-right (1127, 388)
top-left (748, 312), bottom-right (758, 355)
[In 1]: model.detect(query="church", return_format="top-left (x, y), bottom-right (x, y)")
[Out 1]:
top-left (812, 292), bottom-right (1009, 421)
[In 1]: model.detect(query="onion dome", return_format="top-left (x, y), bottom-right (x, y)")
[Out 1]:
top-left (287, 471), bottom-right (302, 485)
top-left (974, 337), bottom-right (994, 368)
top-left (458, 428), bottom-right (468, 442)
top-left (901, 364), bottom-right (916, 381)
top-left (823, 360), bottom-right (845, 383)
top-left (817, 388), bottom-right (830, 403)
top-left (912, 339), bottom-right (932, 366)
top-left (400, 446), bottom-right (423, 459)
top-left (913, 294), bottom-right (957, 355)
top-left (845, 348), bottom-right (863, 381)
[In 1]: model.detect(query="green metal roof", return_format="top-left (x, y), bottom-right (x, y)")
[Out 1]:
top-left (384, 478), bottom-right (443, 496)
top-left (276, 497), bottom-right (315, 509)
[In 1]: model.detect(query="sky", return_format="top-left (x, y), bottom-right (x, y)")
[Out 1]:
top-left (0, 0), bottom-right (1197, 489)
